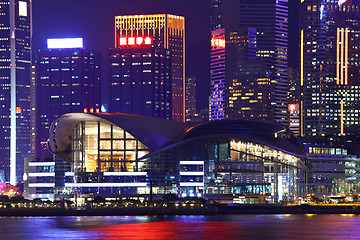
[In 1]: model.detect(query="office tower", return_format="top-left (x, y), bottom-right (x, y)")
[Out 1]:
top-left (109, 39), bottom-right (172, 119)
top-left (300, 0), bottom-right (360, 136)
top-left (34, 38), bottom-right (101, 162)
top-left (287, 68), bottom-right (300, 135)
top-left (210, 27), bottom-right (269, 121)
top-left (114, 14), bottom-right (185, 122)
top-left (0, 0), bottom-right (31, 184)
top-left (185, 76), bottom-right (197, 122)
top-left (209, 0), bottom-right (288, 123)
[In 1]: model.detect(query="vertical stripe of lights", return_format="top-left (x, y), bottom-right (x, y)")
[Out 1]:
top-left (340, 99), bottom-right (344, 135)
top-left (341, 28), bottom-right (344, 85)
top-left (300, 30), bottom-right (304, 136)
top-left (345, 28), bottom-right (348, 85)
top-left (336, 28), bottom-right (340, 85)
top-left (10, 0), bottom-right (16, 185)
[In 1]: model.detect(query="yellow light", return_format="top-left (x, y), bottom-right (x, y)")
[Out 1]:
top-left (340, 100), bottom-right (344, 135)
top-left (345, 28), bottom-right (348, 85)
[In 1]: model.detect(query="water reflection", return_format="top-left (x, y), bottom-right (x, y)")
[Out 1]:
top-left (0, 214), bottom-right (360, 239)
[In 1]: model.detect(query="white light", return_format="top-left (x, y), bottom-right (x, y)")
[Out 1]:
top-left (179, 171), bottom-right (204, 176)
top-left (101, 105), bottom-right (107, 112)
top-left (103, 172), bottom-right (147, 176)
top-left (338, 0), bottom-right (347, 6)
top-left (65, 182), bottom-right (147, 187)
top-left (47, 38), bottom-right (84, 49)
top-left (180, 182), bottom-right (204, 187)
top-left (179, 161), bottom-right (204, 165)
top-left (19, 1), bottom-right (27, 17)
top-left (28, 183), bottom-right (55, 188)
top-left (65, 172), bottom-right (75, 176)
top-left (28, 172), bottom-right (55, 177)
top-left (29, 162), bottom-right (55, 167)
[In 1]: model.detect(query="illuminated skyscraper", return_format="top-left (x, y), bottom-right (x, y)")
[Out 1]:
top-left (0, 0), bottom-right (31, 184)
top-left (210, 27), bottom-right (269, 121)
top-left (114, 14), bottom-right (185, 122)
top-left (300, 0), bottom-right (360, 136)
top-left (34, 38), bottom-right (101, 162)
top-left (210, 0), bottom-right (288, 123)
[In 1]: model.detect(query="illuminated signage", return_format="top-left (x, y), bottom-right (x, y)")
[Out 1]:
top-left (118, 36), bottom-right (152, 47)
top-left (47, 38), bottom-right (84, 49)
top-left (338, 0), bottom-right (347, 6)
top-left (288, 104), bottom-right (298, 112)
top-left (211, 38), bottom-right (225, 48)
top-left (19, 1), bottom-right (27, 17)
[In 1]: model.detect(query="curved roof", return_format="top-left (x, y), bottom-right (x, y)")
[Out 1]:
top-left (48, 113), bottom-right (306, 163)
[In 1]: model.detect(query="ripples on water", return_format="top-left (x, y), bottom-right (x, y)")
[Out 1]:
top-left (0, 214), bottom-right (359, 239)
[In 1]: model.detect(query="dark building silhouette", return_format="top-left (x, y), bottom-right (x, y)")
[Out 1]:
top-left (34, 38), bottom-right (101, 162)
top-left (109, 42), bottom-right (172, 119)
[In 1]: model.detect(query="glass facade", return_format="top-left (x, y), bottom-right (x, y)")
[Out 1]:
top-left (150, 138), bottom-right (301, 203)
top-left (70, 121), bottom-right (149, 195)
top-left (48, 113), bottom-right (306, 203)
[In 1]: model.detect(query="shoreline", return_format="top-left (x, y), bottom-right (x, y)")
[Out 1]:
top-left (0, 205), bottom-right (359, 216)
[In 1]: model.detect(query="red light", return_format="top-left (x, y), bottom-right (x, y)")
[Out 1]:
top-left (84, 108), bottom-right (88, 113)
top-left (119, 37), bottom-right (127, 46)
top-left (16, 107), bottom-right (21, 113)
top-left (144, 37), bottom-right (152, 45)
top-left (118, 36), bottom-right (153, 47)
top-left (288, 104), bottom-right (297, 112)
top-left (96, 108), bottom-right (100, 113)
top-left (128, 37), bottom-right (135, 45)
top-left (90, 108), bottom-right (94, 113)
top-left (136, 37), bottom-right (143, 45)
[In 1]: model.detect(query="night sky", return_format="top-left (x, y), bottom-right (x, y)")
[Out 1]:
top-left (32, 0), bottom-right (298, 110)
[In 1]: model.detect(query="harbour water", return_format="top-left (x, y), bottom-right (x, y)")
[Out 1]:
top-left (1, 214), bottom-right (359, 239)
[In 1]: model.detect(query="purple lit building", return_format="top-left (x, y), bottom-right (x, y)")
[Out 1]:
top-left (210, 0), bottom-right (288, 124)
top-left (210, 27), bottom-right (268, 121)
top-left (0, 0), bottom-right (31, 184)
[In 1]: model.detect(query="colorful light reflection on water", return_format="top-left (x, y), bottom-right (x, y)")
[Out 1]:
top-left (1, 214), bottom-right (360, 239)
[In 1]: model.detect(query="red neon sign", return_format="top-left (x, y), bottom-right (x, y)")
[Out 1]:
top-left (118, 36), bottom-right (153, 47)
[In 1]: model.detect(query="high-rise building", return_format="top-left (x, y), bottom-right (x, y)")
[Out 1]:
top-left (114, 14), bottom-right (185, 122)
top-left (185, 76), bottom-right (197, 122)
top-left (210, 27), bottom-right (269, 121)
top-left (109, 38), bottom-right (172, 119)
top-left (300, 0), bottom-right (360, 136)
top-left (209, 0), bottom-right (288, 123)
top-left (0, 0), bottom-right (31, 184)
top-left (34, 38), bottom-right (101, 162)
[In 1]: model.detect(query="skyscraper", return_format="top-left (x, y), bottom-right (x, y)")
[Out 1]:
top-left (114, 14), bottom-right (185, 122)
top-left (300, 0), bottom-right (360, 136)
top-left (109, 38), bottom-right (172, 119)
top-left (210, 27), bottom-right (269, 121)
top-left (185, 76), bottom-right (197, 122)
top-left (209, 0), bottom-right (288, 123)
top-left (34, 38), bottom-right (101, 162)
top-left (0, 0), bottom-right (31, 184)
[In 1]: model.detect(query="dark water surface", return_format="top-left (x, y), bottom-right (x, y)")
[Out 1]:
top-left (0, 214), bottom-right (359, 239)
